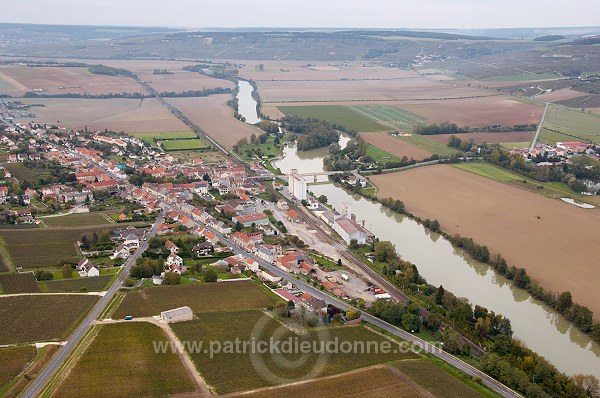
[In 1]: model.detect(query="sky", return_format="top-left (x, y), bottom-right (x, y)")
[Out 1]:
top-left (1, 0), bottom-right (599, 30)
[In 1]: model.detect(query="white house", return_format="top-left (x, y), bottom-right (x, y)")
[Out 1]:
top-left (123, 234), bottom-right (140, 250)
top-left (110, 243), bottom-right (130, 260)
top-left (258, 269), bottom-right (281, 283)
top-left (165, 253), bottom-right (185, 274)
top-left (77, 258), bottom-right (100, 277)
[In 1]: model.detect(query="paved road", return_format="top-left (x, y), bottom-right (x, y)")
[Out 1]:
top-left (529, 102), bottom-right (549, 152)
top-left (164, 202), bottom-right (522, 398)
top-left (21, 214), bottom-right (165, 398)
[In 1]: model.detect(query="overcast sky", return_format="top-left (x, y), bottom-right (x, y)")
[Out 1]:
top-left (1, 0), bottom-right (599, 30)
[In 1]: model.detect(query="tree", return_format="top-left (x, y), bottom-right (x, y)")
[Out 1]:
top-left (346, 307), bottom-right (361, 320)
top-left (572, 374), bottom-right (600, 397)
top-left (556, 291), bottom-right (573, 313)
top-left (204, 268), bottom-right (218, 282)
top-left (250, 133), bottom-right (257, 144)
top-left (35, 270), bottom-right (53, 281)
top-left (98, 230), bottom-right (111, 244)
top-left (374, 241), bottom-right (396, 262)
top-left (317, 195), bottom-right (328, 204)
top-left (163, 271), bottom-right (182, 285)
top-left (62, 264), bottom-right (73, 279)
top-left (337, 259), bottom-right (342, 267)
top-left (402, 312), bottom-right (421, 332)
top-left (435, 285), bottom-right (445, 305)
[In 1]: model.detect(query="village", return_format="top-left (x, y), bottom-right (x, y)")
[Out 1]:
top-left (0, 115), bottom-right (388, 314)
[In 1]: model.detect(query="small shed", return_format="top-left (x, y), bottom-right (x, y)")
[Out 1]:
top-left (160, 306), bottom-right (193, 323)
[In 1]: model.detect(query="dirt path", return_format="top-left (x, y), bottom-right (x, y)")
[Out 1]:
top-left (97, 317), bottom-right (214, 397)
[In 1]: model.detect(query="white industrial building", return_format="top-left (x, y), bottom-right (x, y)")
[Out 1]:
top-left (288, 169), bottom-right (307, 200)
top-left (333, 215), bottom-right (368, 245)
top-left (160, 306), bottom-right (193, 323)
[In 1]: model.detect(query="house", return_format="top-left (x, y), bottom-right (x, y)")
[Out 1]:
top-left (258, 269), bottom-right (282, 283)
top-left (232, 212), bottom-right (269, 227)
top-left (152, 275), bottom-right (164, 285)
top-left (232, 232), bottom-right (255, 252)
top-left (276, 199), bottom-right (289, 211)
top-left (286, 210), bottom-right (301, 223)
top-left (77, 258), bottom-right (100, 277)
top-left (165, 240), bottom-right (179, 254)
top-left (231, 265), bottom-right (241, 275)
top-left (192, 242), bottom-right (214, 256)
top-left (123, 234), bottom-right (139, 250)
top-left (301, 293), bottom-right (327, 315)
top-left (256, 246), bottom-right (277, 263)
top-left (165, 253), bottom-right (185, 274)
top-left (333, 215), bottom-right (368, 245)
top-left (111, 243), bottom-right (130, 260)
top-left (273, 288), bottom-right (302, 304)
top-left (245, 258), bottom-right (260, 273)
top-left (160, 306), bottom-right (193, 323)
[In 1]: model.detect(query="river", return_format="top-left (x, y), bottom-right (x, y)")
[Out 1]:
top-left (273, 139), bottom-right (600, 379)
top-left (236, 80), bottom-right (261, 124)
top-left (235, 84), bottom-right (600, 378)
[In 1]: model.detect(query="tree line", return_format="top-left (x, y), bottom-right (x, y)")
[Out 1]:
top-left (415, 122), bottom-right (537, 135)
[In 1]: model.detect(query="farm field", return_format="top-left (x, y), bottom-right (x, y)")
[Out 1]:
top-left (542, 104), bottom-right (600, 143)
top-left (113, 281), bottom-right (278, 318)
top-left (395, 359), bottom-right (489, 398)
top-left (0, 66), bottom-right (141, 96)
top-left (425, 131), bottom-right (535, 145)
top-left (130, 131), bottom-right (197, 145)
top-left (360, 132), bottom-right (433, 160)
top-left (370, 164), bottom-right (600, 320)
top-left (41, 212), bottom-right (113, 227)
top-left (0, 345), bottom-right (37, 393)
top-left (53, 322), bottom-right (195, 398)
top-left (167, 95), bottom-right (263, 148)
top-left (172, 310), bottom-right (419, 394)
top-left (141, 70), bottom-right (234, 92)
top-left (0, 226), bottom-right (122, 268)
top-left (0, 295), bottom-right (98, 345)
top-left (396, 96), bottom-right (544, 127)
top-left (3, 163), bottom-right (40, 184)
top-left (257, 78), bottom-right (488, 103)
top-left (239, 61), bottom-right (419, 81)
top-left (276, 105), bottom-right (388, 132)
top-left (227, 365), bottom-right (422, 398)
top-left (40, 275), bottom-right (113, 293)
top-left (161, 138), bottom-right (209, 151)
top-left (15, 98), bottom-right (189, 133)
top-left (0, 273), bottom-right (41, 294)
top-left (352, 104), bottom-right (429, 129)
top-left (536, 88), bottom-right (589, 103)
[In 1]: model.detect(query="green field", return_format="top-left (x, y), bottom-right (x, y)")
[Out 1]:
top-left (453, 161), bottom-right (600, 205)
top-left (42, 212), bottom-right (113, 227)
top-left (542, 105), bottom-right (600, 143)
top-left (0, 345), bottom-right (37, 393)
top-left (54, 322), bottom-right (195, 397)
top-left (3, 163), bottom-right (40, 184)
top-left (113, 281), bottom-right (279, 318)
top-left (172, 310), bottom-right (419, 394)
top-left (240, 135), bottom-right (284, 161)
top-left (538, 128), bottom-right (584, 145)
top-left (0, 295), bottom-right (98, 345)
top-left (352, 105), bottom-right (430, 129)
top-left (277, 105), bottom-right (388, 132)
top-left (161, 139), bottom-right (209, 151)
top-left (0, 273), bottom-right (41, 294)
top-left (130, 131), bottom-right (197, 145)
top-left (0, 226), bottom-right (121, 268)
top-left (395, 359), bottom-right (491, 398)
top-left (365, 144), bottom-right (402, 163)
top-left (0, 75), bottom-right (18, 90)
top-left (399, 134), bottom-right (459, 156)
top-left (40, 275), bottom-right (113, 293)
top-left (499, 141), bottom-right (530, 149)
